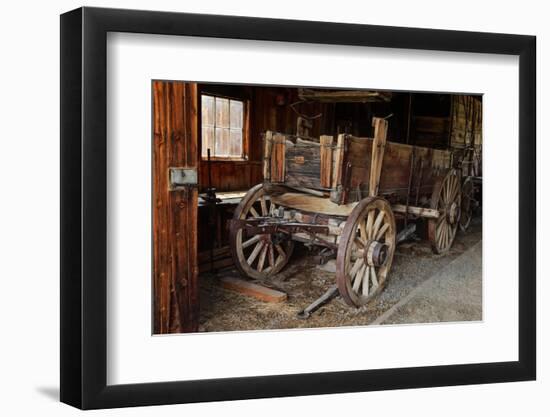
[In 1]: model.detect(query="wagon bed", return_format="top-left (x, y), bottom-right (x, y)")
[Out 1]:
top-left (230, 117), bottom-right (464, 308)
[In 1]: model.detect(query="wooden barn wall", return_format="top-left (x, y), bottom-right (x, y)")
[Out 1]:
top-left (450, 95), bottom-right (483, 147)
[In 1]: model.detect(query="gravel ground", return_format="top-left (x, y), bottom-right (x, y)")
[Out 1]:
top-left (198, 217), bottom-right (482, 332)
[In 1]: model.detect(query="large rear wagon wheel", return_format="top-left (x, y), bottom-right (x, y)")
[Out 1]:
top-left (428, 169), bottom-right (461, 254)
top-left (336, 197), bottom-right (396, 308)
top-left (229, 184), bottom-right (294, 280)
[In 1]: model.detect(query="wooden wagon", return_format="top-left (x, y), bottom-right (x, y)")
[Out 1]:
top-left (229, 117), bottom-right (463, 307)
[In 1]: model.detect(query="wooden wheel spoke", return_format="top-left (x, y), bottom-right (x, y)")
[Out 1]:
top-left (274, 254), bottom-right (284, 267)
top-left (349, 258), bottom-right (363, 279)
top-left (449, 176), bottom-right (457, 202)
top-left (242, 234), bottom-right (260, 249)
top-left (437, 222), bottom-right (445, 249)
top-left (449, 178), bottom-right (459, 201)
top-left (446, 223), bottom-right (453, 247)
top-left (275, 244), bottom-right (286, 258)
top-left (249, 206), bottom-right (260, 218)
top-left (371, 267), bottom-right (378, 288)
top-left (372, 210), bottom-right (385, 239)
top-left (354, 237), bottom-right (366, 248)
top-left (268, 244), bottom-right (275, 267)
top-left (375, 223), bottom-right (390, 241)
top-left (359, 220), bottom-right (368, 242)
top-left (442, 222), bottom-right (449, 249)
top-left (361, 266), bottom-right (370, 296)
top-left (447, 176), bottom-right (454, 202)
top-left (353, 264), bottom-right (366, 293)
top-left (260, 196), bottom-right (268, 216)
top-left (247, 242), bottom-right (263, 265)
top-left (366, 210), bottom-right (374, 239)
top-left (257, 244), bottom-right (268, 272)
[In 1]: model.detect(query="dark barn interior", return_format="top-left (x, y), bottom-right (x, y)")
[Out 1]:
top-left (152, 81), bottom-right (482, 334)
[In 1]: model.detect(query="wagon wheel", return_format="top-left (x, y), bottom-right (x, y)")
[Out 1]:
top-left (336, 197), bottom-right (396, 308)
top-left (459, 176), bottom-right (474, 232)
top-left (229, 184), bottom-right (294, 280)
top-left (428, 169), bottom-right (461, 254)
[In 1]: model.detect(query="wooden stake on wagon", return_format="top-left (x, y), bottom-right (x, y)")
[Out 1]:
top-left (369, 117), bottom-right (389, 197)
top-left (320, 135), bottom-right (334, 188)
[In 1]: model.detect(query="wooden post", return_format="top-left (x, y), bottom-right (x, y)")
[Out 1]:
top-left (320, 135), bottom-right (334, 188)
top-left (329, 133), bottom-right (347, 204)
top-left (263, 131), bottom-right (273, 182)
top-left (332, 134), bottom-right (345, 189)
top-left (369, 117), bottom-right (388, 197)
top-left (270, 133), bottom-right (286, 182)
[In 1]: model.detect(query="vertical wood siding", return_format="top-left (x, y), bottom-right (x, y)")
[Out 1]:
top-left (153, 81), bottom-right (199, 334)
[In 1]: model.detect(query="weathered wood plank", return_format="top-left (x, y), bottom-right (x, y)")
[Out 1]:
top-left (270, 133), bottom-right (285, 182)
top-left (320, 135), bottom-right (334, 188)
top-left (271, 192), bottom-right (357, 216)
top-left (219, 276), bottom-right (288, 303)
top-left (285, 141), bottom-right (322, 189)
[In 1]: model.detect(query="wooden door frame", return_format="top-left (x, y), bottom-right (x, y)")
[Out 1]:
top-left (152, 81), bottom-right (199, 334)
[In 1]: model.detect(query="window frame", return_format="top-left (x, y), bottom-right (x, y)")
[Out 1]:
top-left (200, 93), bottom-right (249, 161)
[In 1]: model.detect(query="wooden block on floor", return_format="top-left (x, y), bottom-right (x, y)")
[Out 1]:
top-left (219, 276), bottom-right (287, 303)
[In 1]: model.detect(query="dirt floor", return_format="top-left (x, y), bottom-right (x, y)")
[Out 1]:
top-left (198, 217), bottom-right (482, 332)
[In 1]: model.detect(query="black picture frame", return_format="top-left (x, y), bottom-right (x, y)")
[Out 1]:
top-left (60, 6), bottom-right (536, 410)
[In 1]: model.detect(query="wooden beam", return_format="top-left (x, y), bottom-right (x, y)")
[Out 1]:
top-left (298, 89), bottom-right (392, 103)
top-left (392, 204), bottom-right (439, 219)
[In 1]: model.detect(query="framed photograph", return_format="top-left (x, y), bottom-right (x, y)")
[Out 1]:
top-left (60, 6), bottom-right (536, 409)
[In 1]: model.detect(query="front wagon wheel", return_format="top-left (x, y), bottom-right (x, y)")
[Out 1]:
top-left (336, 197), bottom-right (396, 308)
top-left (229, 184), bottom-right (294, 280)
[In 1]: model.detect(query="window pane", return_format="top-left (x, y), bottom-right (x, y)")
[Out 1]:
top-left (202, 126), bottom-right (215, 157)
top-left (230, 100), bottom-right (243, 129)
top-left (215, 97), bottom-right (229, 128)
top-left (215, 127), bottom-right (230, 156)
top-left (229, 129), bottom-right (243, 157)
top-left (201, 95), bottom-right (215, 127)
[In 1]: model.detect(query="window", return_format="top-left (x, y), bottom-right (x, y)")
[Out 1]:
top-left (201, 95), bottom-right (245, 159)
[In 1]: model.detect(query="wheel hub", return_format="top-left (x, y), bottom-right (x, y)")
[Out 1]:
top-left (364, 240), bottom-right (389, 267)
